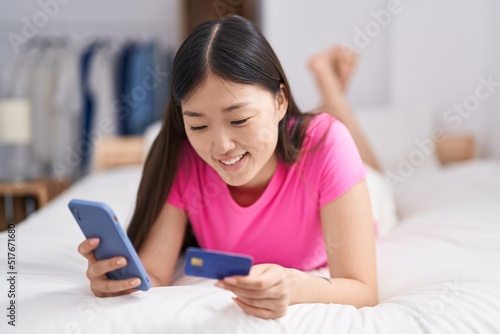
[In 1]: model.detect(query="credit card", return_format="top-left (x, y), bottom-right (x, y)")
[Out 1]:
top-left (184, 247), bottom-right (253, 279)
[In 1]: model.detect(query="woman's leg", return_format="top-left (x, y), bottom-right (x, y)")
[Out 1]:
top-left (308, 46), bottom-right (382, 172)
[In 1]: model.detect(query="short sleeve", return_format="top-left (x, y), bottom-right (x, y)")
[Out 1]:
top-left (166, 174), bottom-right (185, 210)
top-left (318, 118), bottom-right (367, 208)
top-left (165, 143), bottom-right (192, 211)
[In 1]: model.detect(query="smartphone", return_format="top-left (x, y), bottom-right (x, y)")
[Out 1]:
top-left (184, 247), bottom-right (253, 280)
top-left (68, 199), bottom-right (151, 291)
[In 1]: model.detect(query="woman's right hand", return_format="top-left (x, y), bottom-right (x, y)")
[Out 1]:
top-left (77, 238), bottom-right (142, 297)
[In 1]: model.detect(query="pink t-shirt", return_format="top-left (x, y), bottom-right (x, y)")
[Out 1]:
top-left (167, 112), bottom-right (366, 270)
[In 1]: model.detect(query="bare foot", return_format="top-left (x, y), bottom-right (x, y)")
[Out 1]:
top-left (330, 45), bottom-right (359, 93)
top-left (308, 44), bottom-right (359, 95)
top-left (308, 45), bottom-right (381, 171)
top-left (307, 49), bottom-right (330, 72)
top-left (308, 50), bottom-right (343, 98)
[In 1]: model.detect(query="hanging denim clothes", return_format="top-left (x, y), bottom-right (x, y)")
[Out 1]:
top-left (153, 48), bottom-right (174, 121)
top-left (115, 42), bottom-right (135, 135)
top-left (123, 42), bottom-right (156, 135)
top-left (79, 42), bottom-right (99, 173)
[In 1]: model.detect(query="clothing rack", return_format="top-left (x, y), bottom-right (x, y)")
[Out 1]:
top-left (0, 19), bottom-right (176, 48)
top-left (0, 19), bottom-right (170, 30)
top-left (1, 20), bottom-right (175, 180)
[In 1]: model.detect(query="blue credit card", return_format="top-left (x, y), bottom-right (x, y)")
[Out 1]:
top-left (184, 247), bottom-right (253, 280)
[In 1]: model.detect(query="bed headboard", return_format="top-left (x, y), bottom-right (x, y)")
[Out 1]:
top-left (93, 136), bottom-right (145, 171)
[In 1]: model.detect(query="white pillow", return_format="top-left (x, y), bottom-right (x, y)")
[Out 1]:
top-left (355, 105), bottom-right (440, 188)
top-left (364, 164), bottom-right (399, 237)
top-left (143, 121), bottom-right (162, 160)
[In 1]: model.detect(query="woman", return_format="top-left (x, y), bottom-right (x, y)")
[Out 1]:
top-left (78, 15), bottom-right (379, 319)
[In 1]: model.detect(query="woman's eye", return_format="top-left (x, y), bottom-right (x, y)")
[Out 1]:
top-left (231, 118), bottom-right (249, 126)
top-left (190, 125), bottom-right (207, 131)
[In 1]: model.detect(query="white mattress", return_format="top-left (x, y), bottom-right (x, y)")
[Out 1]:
top-left (1, 160), bottom-right (500, 334)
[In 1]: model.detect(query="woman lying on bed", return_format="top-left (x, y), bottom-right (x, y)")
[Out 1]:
top-left (78, 15), bottom-right (381, 319)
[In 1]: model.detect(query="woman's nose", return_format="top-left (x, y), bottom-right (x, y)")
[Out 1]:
top-left (212, 127), bottom-right (236, 154)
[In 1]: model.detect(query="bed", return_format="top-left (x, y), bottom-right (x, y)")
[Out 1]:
top-left (1, 107), bottom-right (499, 333)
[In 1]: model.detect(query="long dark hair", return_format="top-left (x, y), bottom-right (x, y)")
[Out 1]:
top-left (127, 15), bottom-right (317, 251)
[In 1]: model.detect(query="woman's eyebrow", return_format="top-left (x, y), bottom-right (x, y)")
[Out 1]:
top-left (182, 102), bottom-right (251, 117)
top-left (182, 110), bottom-right (205, 117)
top-left (222, 102), bottom-right (251, 112)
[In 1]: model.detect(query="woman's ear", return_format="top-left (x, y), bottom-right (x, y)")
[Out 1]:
top-left (275, 83), bottom-right (289, 122)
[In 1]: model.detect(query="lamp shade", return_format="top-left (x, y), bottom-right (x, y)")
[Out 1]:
top-left (0, 99), bottom-right (32, 143)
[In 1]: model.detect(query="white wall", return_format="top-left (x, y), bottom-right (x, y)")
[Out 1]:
top-left (262, 0), bottom-right (391, 112)
top-left (390, 0), bottom-right (500, 158)
top-left (486, 1), bottom-right (500, 158)
top-left (262, 0), bottom-right (500, 158)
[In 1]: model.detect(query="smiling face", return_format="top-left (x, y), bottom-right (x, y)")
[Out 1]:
top-left (181, 75), bottom-right (288, 190)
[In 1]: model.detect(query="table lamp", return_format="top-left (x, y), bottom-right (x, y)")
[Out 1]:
top-left (0, 99), bottom-right (32, 182)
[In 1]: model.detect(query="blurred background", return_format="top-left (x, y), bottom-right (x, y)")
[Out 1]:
top-left (0, 0), bottom-right (498, 183)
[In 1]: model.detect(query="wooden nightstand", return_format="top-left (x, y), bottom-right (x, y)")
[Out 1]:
top-left (435, 134), bottom-right (476, 165)
top-left (93, 136), bottom-right (144, 171)
top-left (0, 179), bottom-right (70, 231)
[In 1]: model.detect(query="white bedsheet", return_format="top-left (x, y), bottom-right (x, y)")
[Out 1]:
top-left (1, 160), bottom-right (500, 333)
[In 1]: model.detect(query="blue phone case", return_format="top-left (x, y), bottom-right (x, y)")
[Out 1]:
top-left (68, 199), bottom-right (151, 291)
top-left (184, 247), bottom-right (253, 280)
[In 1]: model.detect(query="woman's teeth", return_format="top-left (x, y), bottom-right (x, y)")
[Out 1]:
top-left (221, 153), bottom-right (246, 165)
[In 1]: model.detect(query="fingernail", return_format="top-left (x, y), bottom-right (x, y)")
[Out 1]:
top-left (131, 279), bottom-right (141, 286)
top-left (214, 281), bottom-right (224, 288)
top-left (224, 277), bottom-right (237, 285)
top-left (89, 238), bottom-right (99, 246)
top-left (117, 258), bottom-right (126, 266)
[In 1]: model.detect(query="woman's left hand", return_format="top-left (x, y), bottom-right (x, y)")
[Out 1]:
top-left (215, 263), bottom-right (296, 319)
